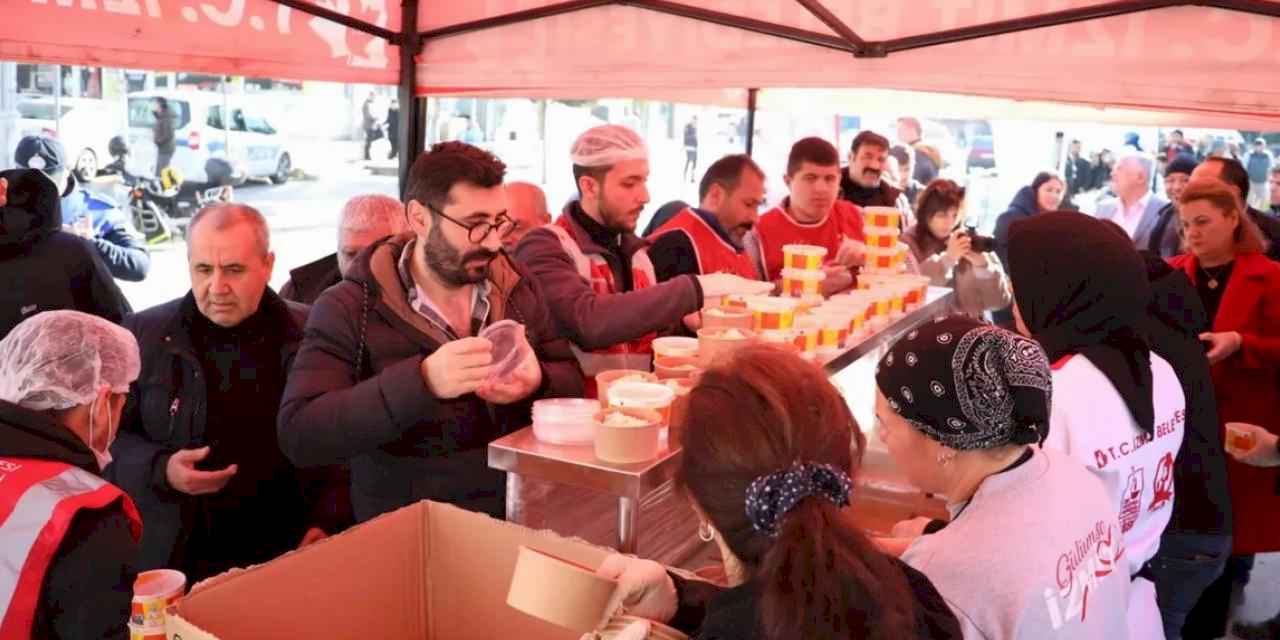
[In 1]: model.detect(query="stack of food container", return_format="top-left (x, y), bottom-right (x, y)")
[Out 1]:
top-left (780, 244), bottom-right (828, 298)
top-left (862, 207), bottom-right (907, 274)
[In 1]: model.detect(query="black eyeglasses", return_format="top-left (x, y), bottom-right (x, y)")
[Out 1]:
top-left (424, 202), bottom-right (516, 244)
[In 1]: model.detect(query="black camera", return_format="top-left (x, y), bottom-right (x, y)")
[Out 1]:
top-left (965, 227), bottom-right (997, 253)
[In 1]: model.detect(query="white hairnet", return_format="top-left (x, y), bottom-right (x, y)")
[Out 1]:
top-left (569, 125), bottom-right (649, 167)
top-left (0, 311), bottom-right (141, 411)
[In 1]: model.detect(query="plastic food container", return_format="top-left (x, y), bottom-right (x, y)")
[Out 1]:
top-left (131, 569), bottom-right (185, 631)
top-left (531, 398), bottom-right (601, 445)
top-left (654, 356), bottom-right (701, 380)
top-left (782, 244), bottom-right (828, 271)
top-left (480, 319), bottom-right (530, 382)
top-left (864, 206), bottom-right (901, 230)
top-left (864, 245), bottom-right (904, 271)
top-left (1226, 422), bottom-right (1259, 452)
top-left (697, 327), bottom-right (754, 367)
top-left (747, 296), bottom-right (798, 331)
top-left (814, 311), bottom-right (853, 351)
top-left (129, 625), bottom-right (167, 640)
top-left (863, 225), bottom-right (901, 250)
top-left (720, 294), bottom-right (750, 310)
top-left (756, 329), bottom-right (802, 355)
top-left (608, 381), bottom-right (676, 425)
top-left (652, 336), bottom-right (699, 361)
top-left (781, 268), bottom-right (826, 297)
top-left (596, 370), bottom-right (658, 406)
top-left (702, 305), bottom-right (753, 332)
top-left (593, 407), bottom-right (664, 464)
top-left (600, 615), bottom-right (691, 640)
top-left (791, 316), bottom-right (822, 354)
top-left (793, 293), bottom-right (826, 314)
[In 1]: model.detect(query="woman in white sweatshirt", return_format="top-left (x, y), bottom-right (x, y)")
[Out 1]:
top-left (1006, 211), bottom-right (1187, 640)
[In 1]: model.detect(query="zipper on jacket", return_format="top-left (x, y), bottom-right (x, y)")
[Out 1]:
top-left (167, 398), bottom-right (180, 439)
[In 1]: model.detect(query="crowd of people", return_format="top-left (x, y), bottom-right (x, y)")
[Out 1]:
top-left (1, 117), bottom-right (1278, 640)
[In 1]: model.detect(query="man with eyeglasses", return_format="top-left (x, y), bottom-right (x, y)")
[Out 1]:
top-left (278, 142), bottom-right (584, 524)
top-left (515, 125), bottom-right (768, 394)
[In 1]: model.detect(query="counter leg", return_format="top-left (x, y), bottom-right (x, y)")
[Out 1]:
top-left (618, 495), bottom-right (639, 554)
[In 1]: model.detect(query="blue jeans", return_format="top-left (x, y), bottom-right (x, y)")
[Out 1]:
top-left (1149, 532), bottom-right (1233, 640)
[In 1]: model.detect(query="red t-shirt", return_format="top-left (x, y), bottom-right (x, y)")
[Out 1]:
top-left (755, 199), bottom-right (865, 281)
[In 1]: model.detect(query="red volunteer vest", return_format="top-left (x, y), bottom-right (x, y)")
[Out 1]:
top-left (546, 216), bottom-right (657, 386)
top-left (0, 457), bottom-right (142, 639)
top-left (755, 200), bottom-right (865, 281)
top-left (649, 208), bottom-right (758, 279)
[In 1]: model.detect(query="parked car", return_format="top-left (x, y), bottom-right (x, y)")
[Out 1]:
top-left (967, 134), bottom-right (995, 170)
top-left (126, 90), bottom-right (292, 184)
top-left (16, 96), bottom-right (123, 181)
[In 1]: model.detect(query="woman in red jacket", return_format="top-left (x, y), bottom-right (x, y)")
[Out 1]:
top-left (1169, 177), bottom-right (1280, 639)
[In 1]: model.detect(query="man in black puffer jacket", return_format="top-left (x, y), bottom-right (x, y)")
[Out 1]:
top-left (0, 169), bottom-right (130, 339)
top-left (278, 142), bottom-right (583, 524)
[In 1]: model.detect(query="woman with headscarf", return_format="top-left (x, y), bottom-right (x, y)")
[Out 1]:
top-left (990, 171), bottom-right (1065, 327)
top-left (875, 315), bottom-right (1129, 639)
top-left (1006, 210), bottom-right (1187, 640)
top-left (903, 179), bottom-right (1011, 318)
top-left (585, 344), bottom-right (962, 640)
top-left (1166, 177), bottom-right (1280, 639)
top-left (0, 311), bottom-right (143, 640)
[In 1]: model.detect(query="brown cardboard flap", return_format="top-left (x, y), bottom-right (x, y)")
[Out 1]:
top-left (169, 501), bottom-right (620, 639)
top-left (174, 502), bottom-right (428, 639)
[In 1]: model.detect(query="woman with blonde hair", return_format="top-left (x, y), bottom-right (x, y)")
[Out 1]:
top-left (1169, 176), bottom-right (1280, 638)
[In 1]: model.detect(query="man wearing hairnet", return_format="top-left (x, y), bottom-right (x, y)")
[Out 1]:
top-left (0, 311), bottom-right (143, 639)
top-left (109, 204), bottom-right (337, 583)
top-left (514, 125), bottom-right (768, 392)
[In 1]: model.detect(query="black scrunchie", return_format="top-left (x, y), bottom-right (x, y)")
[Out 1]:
top-left (744, 462), bottom-right (853, 538)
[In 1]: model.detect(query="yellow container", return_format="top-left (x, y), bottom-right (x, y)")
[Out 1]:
top-left (747, 296), bottom-right (798, 331)
top-left (792, 316), bottom-right (823, 354)
top-left (782, 244), bottom-right (828, 271)
top-left (781, 268), bottom-right (826, 297)
top-left (864, 206), bottom-right (901, 230)
top-left (702, 306), bottom-right (753, 332)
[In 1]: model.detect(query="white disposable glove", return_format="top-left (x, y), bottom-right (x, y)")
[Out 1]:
top-left (613, 620), bottom-right (651, 640)
top-left (696, 273), bottom-right (774, 299)
top-left (595, 554), bottom-right (678, 623)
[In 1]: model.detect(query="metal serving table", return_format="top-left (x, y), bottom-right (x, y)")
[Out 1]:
top-left (489, 287), bottom-right (955, 555)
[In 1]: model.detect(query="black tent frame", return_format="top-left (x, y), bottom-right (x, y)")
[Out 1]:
top-left (267, 0), bottom-right (1280, 194)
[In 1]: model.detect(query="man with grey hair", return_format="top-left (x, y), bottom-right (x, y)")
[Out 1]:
top-left (280, 194), bottom-right (406, 304)
top-left (109, 203), bottom-right (340, 582)
top-left (1095, 153), bottom-right (1169, 250)
top-left (503, 181), bottom-right (550, 251)
top-left (0, 310), bottom-right (142, 639)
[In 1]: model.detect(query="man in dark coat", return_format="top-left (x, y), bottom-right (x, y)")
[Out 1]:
top-left (280, 194), bottom-right (406, 305)
top-left (839, 130), bottom-right (912, 228)
top-left (278, 142), bottom-right (584, 523)
top-left (109, 204), bottom-right (341, 582)
top-left (0, 168), bottom-right (130, 339)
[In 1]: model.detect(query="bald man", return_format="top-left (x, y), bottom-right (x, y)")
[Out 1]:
top-left (504, 182), bottom-right (550, 250)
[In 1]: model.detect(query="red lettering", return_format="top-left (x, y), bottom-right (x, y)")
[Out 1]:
top-left (1119, 441), bottom-right (1130, 456)
top-left (1095, 450), bottom-right (1110, 469)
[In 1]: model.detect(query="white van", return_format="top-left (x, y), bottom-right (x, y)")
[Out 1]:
top-left (17, 96), bottom-right (123, 180)
top-left (127, 90), bottom-right (292, 185)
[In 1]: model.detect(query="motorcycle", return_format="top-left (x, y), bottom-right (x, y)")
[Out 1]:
top-left (100, 137), bottom-right (233, 244)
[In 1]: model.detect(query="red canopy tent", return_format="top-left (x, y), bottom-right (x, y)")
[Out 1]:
top-left (4, 0), bottom-right (1279, 190)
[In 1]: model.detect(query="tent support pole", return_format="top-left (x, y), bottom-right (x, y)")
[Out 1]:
top-left (745, 88), bottom-right (758, 157)
top-left (398, 0), bottom-right (423, 197)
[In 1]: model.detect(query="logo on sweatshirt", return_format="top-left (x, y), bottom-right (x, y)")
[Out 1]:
top-left (1148, 453), bottom-right (1175, 513)
top-left (1048, 520), bottom-right (1123, 630)
top-left (1119, 467), bottom-right (1145, 533)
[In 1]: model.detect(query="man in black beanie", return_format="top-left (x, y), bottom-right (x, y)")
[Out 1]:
top-left (1144, 154), bottom-right (1198, 258)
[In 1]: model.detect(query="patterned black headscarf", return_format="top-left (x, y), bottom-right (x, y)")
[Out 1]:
top-left (876, 315), bottom-right (1053, 451)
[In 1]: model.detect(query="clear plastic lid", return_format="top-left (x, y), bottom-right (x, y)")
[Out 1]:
top-left (480, 319), bottom-right (530, 382)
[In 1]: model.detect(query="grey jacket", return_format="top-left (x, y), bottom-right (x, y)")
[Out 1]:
top-left (1095, 194), bottom-right (1171, 252)
top-left (903, 228), bottom-right (1011, 318)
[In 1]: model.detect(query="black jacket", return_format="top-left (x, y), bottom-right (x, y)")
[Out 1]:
top-left (839, 169), bottom-right (910, 213)
top-left (1247, 205), bottom-right (1280, 263)
top-left (0, 168), bottom-right (130, 339)
top-left (280, 252), bottom-right (342, 305)
top-left (278, 234), bottom-right (584, 523)
top-left (108, 290), bottom-right (313, 572)
top-left (669, 558), bottom-right (961, 640)
top-left (0, 401), bottom-right (138, 640)
top-left (1138, 252), bottom-right (1232, 536)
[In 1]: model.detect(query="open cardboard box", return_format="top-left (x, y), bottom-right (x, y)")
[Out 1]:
top-left (165, 500), bottom-right (640, 639)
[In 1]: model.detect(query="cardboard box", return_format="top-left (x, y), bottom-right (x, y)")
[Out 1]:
top-left (165, 501), bottom-right (620, 639)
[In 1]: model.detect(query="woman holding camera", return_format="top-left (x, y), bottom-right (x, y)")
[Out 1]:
top-left (903, 179), bottom-right (1011, 318)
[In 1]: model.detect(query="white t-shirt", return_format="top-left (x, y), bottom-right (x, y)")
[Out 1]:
top-left (903, 448), bottom-right (1130, 640)
top-left (1045, 353), bottom-right (1185, 640)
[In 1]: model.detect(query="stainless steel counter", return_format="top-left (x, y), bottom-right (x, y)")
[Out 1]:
top-left (489, 287), bottom-right (955, 558)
